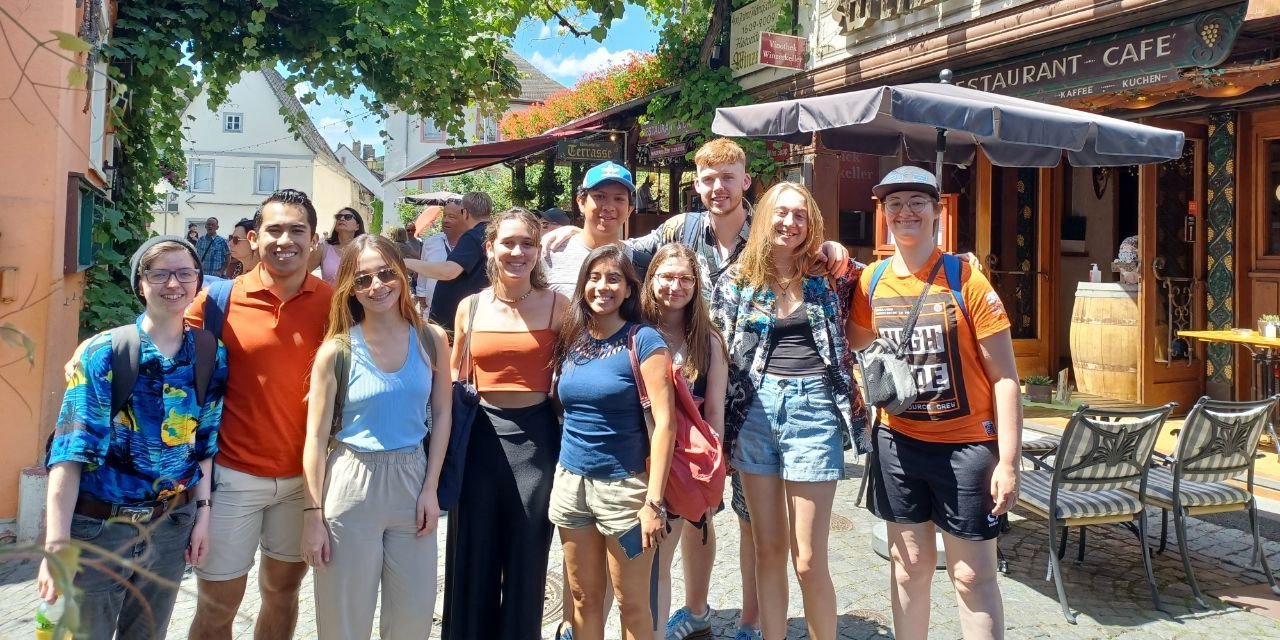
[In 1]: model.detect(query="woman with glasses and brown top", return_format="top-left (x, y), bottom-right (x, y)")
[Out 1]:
top-left (312, 207), bottom-right (367, 284)
top-left (224, 218), bottom-right (258, 278)
top-left (301, 234), bottom-right (452, 639)
top-left (441, 208), bottom-right (568, 640)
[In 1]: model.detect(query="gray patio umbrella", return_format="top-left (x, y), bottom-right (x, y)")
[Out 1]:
top-left (711, 76), bottom-right (1186, 178)
top-left (404, 190), bottom-right (462, 205)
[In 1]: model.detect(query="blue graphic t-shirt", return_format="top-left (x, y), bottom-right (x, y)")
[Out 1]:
top-left (50, 315), bottom-right (229, 504)
top-left (557, 322), bottom-right (666, 479)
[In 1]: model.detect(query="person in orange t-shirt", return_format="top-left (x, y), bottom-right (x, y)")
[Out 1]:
top-left (184, 189), bottom-right (334, 640)
top-left (848, 166), bottom-right (1021, 640)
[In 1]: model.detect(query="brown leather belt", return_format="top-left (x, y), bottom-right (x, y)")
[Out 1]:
top-left (74, 490), bottom-right (192, 524)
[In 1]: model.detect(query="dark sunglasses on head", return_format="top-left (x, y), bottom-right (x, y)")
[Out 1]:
top-left (335, 213), bottom-right (357, 221)
top-left (353, 268), bottom-right (397, 290)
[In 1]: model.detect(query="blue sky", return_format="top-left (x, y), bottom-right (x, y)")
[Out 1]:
top-left (300, 4), bottom-right (659, 154)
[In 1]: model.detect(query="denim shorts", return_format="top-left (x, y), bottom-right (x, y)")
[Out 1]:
top-left (732, 374), bottom-right (846, 482)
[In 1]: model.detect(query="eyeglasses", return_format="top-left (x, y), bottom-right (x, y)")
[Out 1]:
top-left (143, 268), bottom-right (200, 285)
top-left (655, 273), bottom-right (697, 288)
top-left (228, 236), bottom-right (245, 245)
top-left (884, 198), bottom-right (935, 214)
top-left (335, 213), bottom-right (357, 221)
top-left (353, 268), bottom-right (398, 291)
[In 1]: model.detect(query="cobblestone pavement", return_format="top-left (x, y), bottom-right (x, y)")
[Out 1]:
top-left (2, 454), bottom-right (1278, 638)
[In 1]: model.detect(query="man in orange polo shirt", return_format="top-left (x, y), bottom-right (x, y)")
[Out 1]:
top-left (186, 189), bottom-right (334, 640)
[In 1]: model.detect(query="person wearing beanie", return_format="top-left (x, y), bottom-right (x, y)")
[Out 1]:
top-left (39, 236), bottom-right (229, 639)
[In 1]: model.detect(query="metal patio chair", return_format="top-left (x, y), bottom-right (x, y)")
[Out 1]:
top-left (1016, 402), bottom-right (1176, 623)
top-left (1139, 395), bottom-right (1280, 607)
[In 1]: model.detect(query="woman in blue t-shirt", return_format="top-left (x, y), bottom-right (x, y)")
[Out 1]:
top-left (549, 243), bottom-right (677, 640)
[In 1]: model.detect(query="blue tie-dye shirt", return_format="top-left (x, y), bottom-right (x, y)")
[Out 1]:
top-left (49, 315), bottom-right (228, 504)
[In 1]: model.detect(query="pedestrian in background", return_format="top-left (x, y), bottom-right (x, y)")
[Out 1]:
top-left (408, 191), bottom-right (494, 331)
top-left (196, 216), bottom-right (230, 275)
top-left (315, 207), bottom-right (367, 284)
top-left (302, 234), bottom-right (452, 640)
top-left (39, 236), bottom-right (228, 639)
top-left (415, 200), bottom-right (466, 316)
top-left (848, 166), bottom-right (1020, 640)
top-left (540, 206), bottom-right (572, 233)
top-left (713, 181), bottom-right (866, 640)
top-left (442, 208), bottom-right (566, 640)
top-left (225, 218), bottom-right (257, 278)
top-left (549, 244), bottom-right (676, 640)
top-left (642, 243), bottom-right (730, 640)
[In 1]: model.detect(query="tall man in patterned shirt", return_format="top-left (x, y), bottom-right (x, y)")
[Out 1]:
top-left (196, 216), bottom-right (230, 275)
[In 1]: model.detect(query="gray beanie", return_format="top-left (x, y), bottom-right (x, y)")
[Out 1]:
top-left (129, 235), bottom-right (203, 302)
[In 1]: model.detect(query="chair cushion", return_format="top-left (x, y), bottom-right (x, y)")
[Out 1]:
top-left (1143, 466), bottom-right (1251, 508)
top-left (1020, 470), bottom-right (1144, 520)
top-left (1023, 434), bottom-right (1061, 454)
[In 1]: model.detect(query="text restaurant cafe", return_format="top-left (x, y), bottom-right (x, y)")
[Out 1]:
top-left (798, 2), bottom-right (1280, 411)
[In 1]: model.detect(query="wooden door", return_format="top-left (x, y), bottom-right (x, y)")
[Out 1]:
top-left (1242, 108), bottom-right (1280, 401)
top-left (1139, 122), bottom-right (1207, 411)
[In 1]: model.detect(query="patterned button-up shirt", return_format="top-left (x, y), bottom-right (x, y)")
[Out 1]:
top-left (628, 205), bottom-right (754, 302)
top-left (711, 266), bottom-right (870, 458)
top-left (196, 233), bottom-right (230, 274)
top-left (50, 316), bottom-right (228, 504)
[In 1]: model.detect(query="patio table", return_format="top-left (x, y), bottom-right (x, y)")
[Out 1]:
top-left (1178, 329), bottom-right (1280, 455)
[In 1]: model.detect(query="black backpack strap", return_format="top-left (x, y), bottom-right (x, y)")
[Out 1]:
top-left (681, 211), bottom-right (706, 247)
top-left (108, 325), bottom-right (142, 420)
top-left (191, 328), bottom-right (217, 407)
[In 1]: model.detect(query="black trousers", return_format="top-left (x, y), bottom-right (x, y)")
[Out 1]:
top-left (442, 399), bottom-right (560, 640)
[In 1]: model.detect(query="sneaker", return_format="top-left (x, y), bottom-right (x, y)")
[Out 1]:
top-left (555, 621), bottom-right (573, 640)
top-left (733, 624), bottom-right (762, 640)
top-left (665, 606), bottom-right (713, 640)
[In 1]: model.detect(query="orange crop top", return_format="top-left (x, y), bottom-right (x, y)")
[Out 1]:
top-left (470, 328), bottom-right (557, 392)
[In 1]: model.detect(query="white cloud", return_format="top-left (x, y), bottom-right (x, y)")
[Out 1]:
top-left (537, 24), bottom-right (552, 39)
top-left (293, 81), bottom-right (313, 100)
top-left (529, 46), bottom-right (642, 83)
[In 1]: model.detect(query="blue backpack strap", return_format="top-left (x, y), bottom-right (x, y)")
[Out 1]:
top-left (942, 253), bottom-right (970, 324)
top-left (867, 259), bottom-right (892, 302)
top-left (681, 211), bottom-right (706, 247)
top-left (203, 278), bottom-right (235, 340)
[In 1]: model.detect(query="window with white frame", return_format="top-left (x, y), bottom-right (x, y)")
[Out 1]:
top-left (420, 117), bottom-right (445, 142)
top-left (254, 162), bottom-right (280, 194)
top-left (223, 113), bottom-right (243, 133)
top-left (477, 116), bottom-right (499, 144)
top-left (189, 159), bottom-right (214, 192)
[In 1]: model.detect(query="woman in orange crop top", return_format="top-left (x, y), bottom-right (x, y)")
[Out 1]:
top-left (441, 208), bottom-right (569, 640)
top-left (847, 166), bottom-right (1022, 640)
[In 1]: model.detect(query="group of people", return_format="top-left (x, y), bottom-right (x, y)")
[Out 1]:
top-left (39, 137), bottom-right (1022, 640)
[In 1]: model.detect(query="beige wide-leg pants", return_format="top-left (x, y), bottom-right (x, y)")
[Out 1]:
top-left (314, 444), bottom-right (437, 640)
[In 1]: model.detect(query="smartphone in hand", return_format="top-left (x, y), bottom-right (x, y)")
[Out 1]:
top-left (616, 521), bottom-right (644, 560)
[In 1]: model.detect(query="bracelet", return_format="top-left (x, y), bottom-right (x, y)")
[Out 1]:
top-left (644, 499), bottom-right (667, 520)
top-left (303, 506), bottom-right (323, 512)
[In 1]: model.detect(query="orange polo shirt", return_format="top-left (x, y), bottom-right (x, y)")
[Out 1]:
top-left (187, 266), bottom-right (333, 478)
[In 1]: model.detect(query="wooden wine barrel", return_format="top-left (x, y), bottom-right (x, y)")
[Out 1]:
top-left (1070, 283), bottom-right (1140, 401)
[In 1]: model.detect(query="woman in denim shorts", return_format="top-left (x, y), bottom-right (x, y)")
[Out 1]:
top-left (548, 244), bottom-right (678, 640)
top-left (713, 182), bottom-right (868, 640)
top-left (848, 166), bottom-right (1021, 640)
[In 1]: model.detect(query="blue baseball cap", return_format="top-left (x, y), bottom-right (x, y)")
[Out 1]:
top-left (872, 165), bottom-right (940, 200)
top-left (581, 161), bottom-right (636, 193)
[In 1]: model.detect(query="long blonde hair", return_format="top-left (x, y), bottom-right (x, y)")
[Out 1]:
top-left (324, 235), bottom-right (428, 366)
top-left (641, 243), bottom-right (726, 383)
top-left (735, 181), bottom-right (825, 288)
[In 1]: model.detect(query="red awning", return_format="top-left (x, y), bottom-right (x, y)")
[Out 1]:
top-left (396, 127), bottom-right (600, 181)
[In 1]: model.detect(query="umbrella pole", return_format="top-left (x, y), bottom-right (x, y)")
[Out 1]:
top-left (934, 127), bottom-right (947, 185)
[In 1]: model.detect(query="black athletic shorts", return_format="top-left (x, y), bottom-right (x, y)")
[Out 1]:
top-left (867, 426), bottom-right (1001, 541)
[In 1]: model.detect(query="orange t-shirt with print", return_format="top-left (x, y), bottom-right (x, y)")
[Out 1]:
top-left (850, 249), bottom-right (1011, 444)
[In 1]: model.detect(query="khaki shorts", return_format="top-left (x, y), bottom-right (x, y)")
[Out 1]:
top-left (547, 465), bottom-right (647, 538)
top-left (195, 463), bottom-right (305, 581)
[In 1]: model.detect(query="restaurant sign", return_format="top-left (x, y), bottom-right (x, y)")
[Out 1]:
top-left (953, 4), bottom-right (1246, 102)
top-left (760, 32), bottom-right (806, 70)
top-left (639, 121), bottom-right (698, 144)
top-left (557, 139), bottom-right (621, 163)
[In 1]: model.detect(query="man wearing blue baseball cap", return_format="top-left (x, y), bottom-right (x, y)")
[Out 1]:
top-left (544, 160), bottom-right (651, 296)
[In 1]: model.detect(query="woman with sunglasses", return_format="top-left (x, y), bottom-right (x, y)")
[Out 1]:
top-left (301, 234), bottom-right (452, 639)
top-left (712, 182), bottom-right (867, 640)
top-left (441, 208), bottom-right (567, 639)
top-left (39, 236), bottom-right (228, 639)
top-left (224, 218), bottom-right (258, 278)
top-left (848, 167), bottom-right (1020, 640)
top-left (550, 244), bottom-right (677, 640)
top-left (313, 207), bottom-right (367, 284)
top-left (641, 243), bottom-right (730, 640)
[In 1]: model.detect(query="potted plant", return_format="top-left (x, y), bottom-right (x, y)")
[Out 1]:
top-left (1259, 314), bottom-right (1280, 339)
top-left (1024, 375), bottom-right (1055, 404)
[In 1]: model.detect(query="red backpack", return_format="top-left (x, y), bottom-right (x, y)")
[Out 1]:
top-left (628, 327), bottom-right (728, 524)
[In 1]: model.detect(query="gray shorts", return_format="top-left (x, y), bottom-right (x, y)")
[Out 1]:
top-left (547, 465), bottom-right (647, 538)
top-left (195, 463), bottom-right (305, 581)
